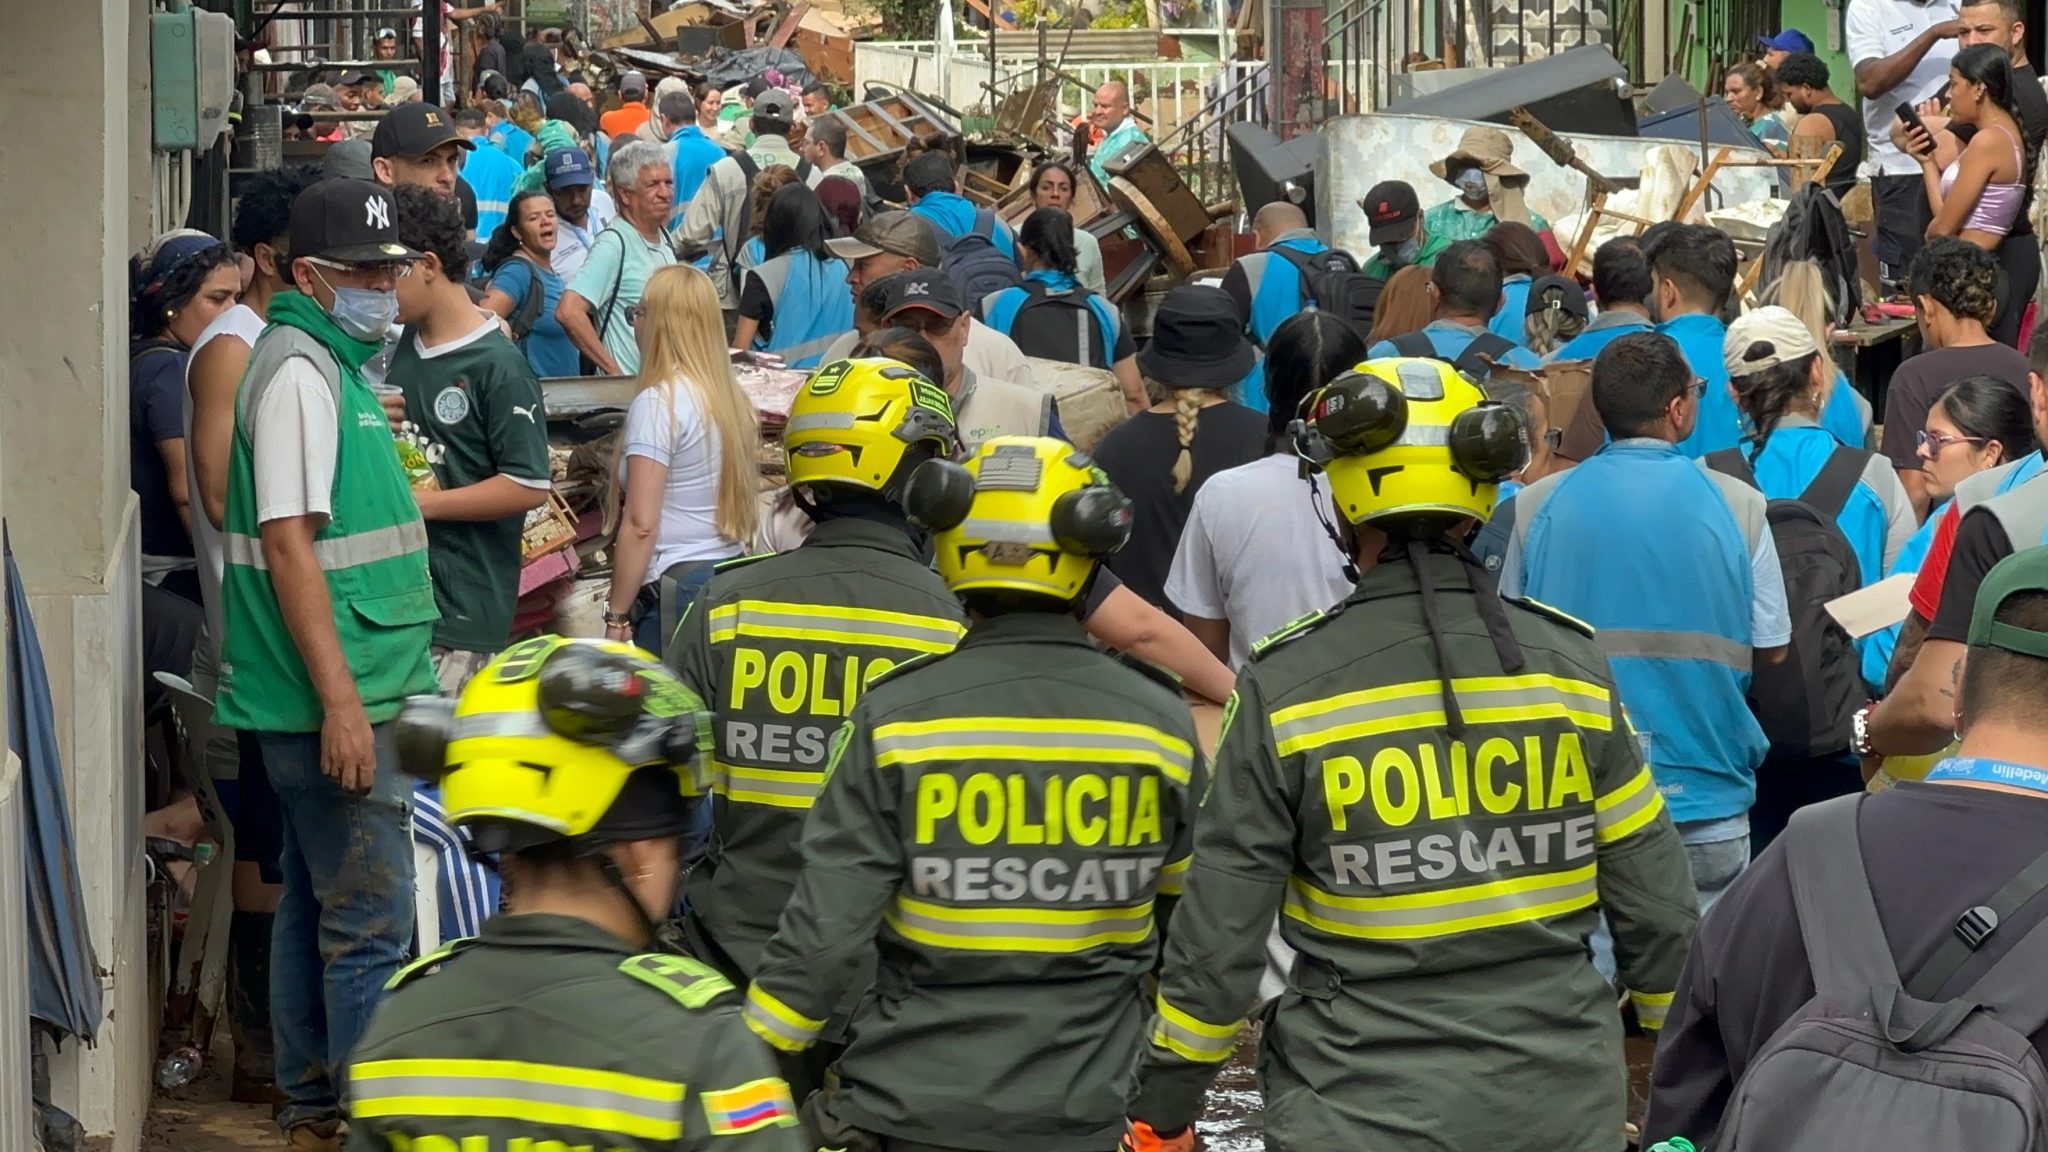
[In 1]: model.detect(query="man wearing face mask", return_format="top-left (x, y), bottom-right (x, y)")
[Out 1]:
top-left (214, 178), bottom-right (439, 1152)
top-left (1420, 127), bottom-right (1553, 255)
top-left (1360, 179), bottom-right (1441, 276)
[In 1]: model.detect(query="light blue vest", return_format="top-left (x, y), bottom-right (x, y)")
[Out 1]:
top-left (1861, 499), bottom-right (1945, 691)
top-left (747, 251), bottom-right (856, 369)
top-left (1517, 439), bottom-right (1768, 822)
top-left (1232, 232), bottom-right (1327, 411)
top-left (1488, 274), bottom-right (1534, 343)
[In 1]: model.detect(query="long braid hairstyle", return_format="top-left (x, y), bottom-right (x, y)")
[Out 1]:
top-left (1169, 387), bottom-right (1223, 494)
top-left (1729, 342), bottom-right (1821, 460)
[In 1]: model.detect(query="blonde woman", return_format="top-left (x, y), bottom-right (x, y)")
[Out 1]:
top-left (1760, 258), bottom-right (1873, 450)
top-left (1092, 285), bottom-right (1266, 610)
top-left (606, 264), bottom-right (763, 652)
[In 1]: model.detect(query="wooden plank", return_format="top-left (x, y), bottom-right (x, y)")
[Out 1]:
top-left (766, 0), bottom-right (810, 48)
top-left (960, 0), bottom-right (1018, 32)
top-left (599, 3), bottom-right (714, 49)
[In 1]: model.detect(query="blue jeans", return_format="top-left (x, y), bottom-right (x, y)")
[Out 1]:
top-left (632, 558), bottom-right (720, 656)
top-left (1590, 813), bottom-right (1750, 982)
top-left (259, 724), bottom-right (416, 1132)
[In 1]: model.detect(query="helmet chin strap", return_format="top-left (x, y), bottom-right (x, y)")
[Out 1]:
top-left (1306, 474), bottom-right (1362, 585)
top-left (1379, 526), bottom-right (1528, 740)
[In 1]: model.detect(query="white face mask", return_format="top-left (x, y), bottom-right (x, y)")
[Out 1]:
top-left (1454, 168), bottom-right (1491, 205)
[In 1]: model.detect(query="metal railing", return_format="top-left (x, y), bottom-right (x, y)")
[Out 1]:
top-left (853, 40), bottom-right (1229, 138)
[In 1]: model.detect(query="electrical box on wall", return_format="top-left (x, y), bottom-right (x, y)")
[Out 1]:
top-left (150, 9), bottom-right (236, 151)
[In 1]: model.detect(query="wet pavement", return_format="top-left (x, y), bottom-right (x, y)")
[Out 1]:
top-left (1195, 1029), bottom-right (1264, 1151)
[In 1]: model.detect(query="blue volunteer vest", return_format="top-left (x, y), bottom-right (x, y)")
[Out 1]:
top-left (1232, 234), bottom-right (1328, 410)
top-left (1520, 439), bottom-right (1767, 822)
top-left (1665, 313), bottom-right (1738, 459)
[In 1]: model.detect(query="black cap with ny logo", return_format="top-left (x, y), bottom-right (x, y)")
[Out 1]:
top-left (287, 178), bottom-right (422, 265)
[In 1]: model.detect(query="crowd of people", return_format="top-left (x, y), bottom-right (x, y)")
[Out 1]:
top-left (115, 6), bottom-right (2048, 1151)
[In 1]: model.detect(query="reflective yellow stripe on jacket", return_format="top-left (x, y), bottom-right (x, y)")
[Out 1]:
top-left (872, 717), bottom-right (1195, 785)
top-left (743, 984), bottom-right (825, 1053)
top-left (883, 894), bottom-right (1156, 954)
top-left (1594, 765), bottom-right (1665, 844)
top-left (1283, 864), bottom-right (1600, 941)
top-left (1630, 988), bottom-right (1674, 1030)
top-left (348, 1058), bottom-right (686, 1140)
top-left (1149, 994), bottom-right (1241, 1063)
top-left (708, 599), bottom-right (966, 655)
top-left (1157, 855), bottom-right (1190, 897)
top-left (713, 762), bottom-right (825, 810)
top-left (1271, 674), bottom-right (1613, 756)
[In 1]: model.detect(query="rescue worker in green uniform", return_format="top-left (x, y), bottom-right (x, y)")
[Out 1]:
top-left (1124, 358), bottom-right (1700, 1152)
top-left (666, 356), bottom-right (966, 1092)
top-left (344, 637), bottom-right (806, 1152)
top-left (741, 436), bottom-right (1205, 1152)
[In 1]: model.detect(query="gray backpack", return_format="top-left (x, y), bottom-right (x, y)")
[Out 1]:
top-left (1714, 795), bottom-right (2048, 1151)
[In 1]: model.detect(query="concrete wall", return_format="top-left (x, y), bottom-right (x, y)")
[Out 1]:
top-left (0, 0), bottom-right (151, 1147)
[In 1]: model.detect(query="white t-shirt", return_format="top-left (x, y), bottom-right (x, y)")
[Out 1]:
top-left (251, 357), bottom-right (340, 526)
top-left (1846, 0), bottom-right (1961, 177)
top-left (1164, 454), bottom-right (1356, 669)
top-left (963, 319), bottom-right (1039, 392)
top-left (183, 304), bottom-right (268, 649)
top-left (551, 188), bottom-right (620, 281)
top-left (620, 377), bottom-right (745, 576)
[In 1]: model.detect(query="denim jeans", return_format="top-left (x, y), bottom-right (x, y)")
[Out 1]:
top-left (1590, 813), bottom-right (1750, 982)
top-left (259, 724), bottom-right (416, 1132)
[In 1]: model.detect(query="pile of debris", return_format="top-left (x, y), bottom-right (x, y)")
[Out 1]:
top-left (592, 0), bottom-right (865, 86)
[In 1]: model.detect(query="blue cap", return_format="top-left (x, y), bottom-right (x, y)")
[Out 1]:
top-left (1760, 29), bottom-right (1814, 53)
top-left (544, 147), bottom-right (594, 189)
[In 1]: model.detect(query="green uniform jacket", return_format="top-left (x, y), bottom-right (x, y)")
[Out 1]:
top-left (1129, 553), bottom-right (1697, 1151)
top-left (344, 914), bottom-right (807, 1152)
top-left (742, 612), bottom-right (1205, 1152)
top-left (667, 517), bottom-right (968, 981)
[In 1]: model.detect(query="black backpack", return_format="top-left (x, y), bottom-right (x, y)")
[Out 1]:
top-left (1273, 246), bottom-right (1380, 340)
top-left (1388, 329), bottom-right (1517, 380)
top-left (728, 151), bottom-right (816, 286)
top-left (1006, 281), bottom-right (1107, 368)
top-left (1705, 444), bottom-right (1871, 756)
top-left (1761, 182), bottom-right (1862, 332)
top-left (940, 209), bottom-right (1026, 302)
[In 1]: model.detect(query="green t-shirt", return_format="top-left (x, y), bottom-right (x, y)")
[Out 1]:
top-left (389, 321), bottom-right (553, 653)
top-left (568, 218), bottom-right (675, 376)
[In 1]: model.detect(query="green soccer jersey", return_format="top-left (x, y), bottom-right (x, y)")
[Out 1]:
top-left (389, 320), bottom-right (552, 653)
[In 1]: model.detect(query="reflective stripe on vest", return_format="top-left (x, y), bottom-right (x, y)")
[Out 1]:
top-left (1269, 673), bottom-right (1613, 757)
top-left (1978, 462), bottom-right (2048, 550)
top-left (1596, 628), bottom-right (1752, 672)
top-left (743, 984), bottom-right (824, 1053)
top-left (222, 519), bottom-right (428, 572)
top-left (1282, 862), bottom-right (1599, 941)
top-left (713, 762), bottom-right (825, 809)
top-left (1594, 765), bottom-right (1665, 844)
top-left (349, 1057), bottom-right (686, 1140)
top-left (883, 892), bottom-right (1154, 953)
top-left (1149, 993), bottom-right (1241, 1063)
top-left (1157, 853), bottom-right (1190, 895)
top-left (871, 717), bottom-right (1195, 786)
top-left (708, 599), bottom-right (965, 655)
top-left (1631, 988), bottom-right (1675, 1030)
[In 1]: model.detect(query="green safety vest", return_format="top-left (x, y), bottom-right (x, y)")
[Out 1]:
top-left (214, 322), bottom-right (440, 732)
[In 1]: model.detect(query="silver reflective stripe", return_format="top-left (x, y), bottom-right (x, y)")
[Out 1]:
top-left (1395, 423), bottom-right (1451, 448)
top-left (1074, 308), bottom-right (1091, 364)
top-left (1598, 629), bottom-right (1751, 672)
top-left (1595, 773), bottom-right (1662, 838)
top-left (960, 518), bottom-right (1054, 545)
top-left (777, 332), bottom-right (846, 363)
top-left (744, 999), bottom-right (819, 1046)
top-left (889, 899), bottom-right (1152, 940)
top-left (714, 604), bottom-right (962, 647)
top-left (451, 711), bottom-right (554, 741)
top-left (1286, 868), bottom-right (1596, 932)
top-left (351, 1074), bottom-right (681, 1124)
top-left (1152, 1015), bottom-right (1234, 1060)
top-left (783, 411), bottom-right (857, 434)
top-left (1271, 680), bottom-right (1609, 748)
top-left (224, 519), bottom-right (428, 573)
top-left (872, 725), bottom-right (1194, 778)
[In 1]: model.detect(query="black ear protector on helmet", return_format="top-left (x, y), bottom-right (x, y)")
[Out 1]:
top-left (902, 455), bottom-right (1135, 557)
top-left (395, 643), bottom-right (703, 785)
top-left (1291, 368), bottom-right (1532, 483)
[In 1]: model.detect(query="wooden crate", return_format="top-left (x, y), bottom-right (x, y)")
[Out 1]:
top-left (521, 489), bottom-right (580, 561)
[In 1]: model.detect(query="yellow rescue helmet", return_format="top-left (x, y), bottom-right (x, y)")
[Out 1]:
top-left (1295, 356), bottom-right (1529, 529)
top-left (784, 357), bottom-right (959, 497)
top-left (393, 636), bottom-right (709, 854)
top-left (902, 435), bottom-right (1133, 603)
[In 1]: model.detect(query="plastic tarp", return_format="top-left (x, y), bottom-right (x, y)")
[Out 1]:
top-left (698, 46), bottom-right (813, 93)
top-left (7, 534), bottom-right (101, 1042)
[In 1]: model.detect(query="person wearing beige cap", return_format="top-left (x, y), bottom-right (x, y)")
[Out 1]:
top-left (1706, 304), bottom-right (1913, 846)
top-left (1420, 125), bottom-right (1553, 257)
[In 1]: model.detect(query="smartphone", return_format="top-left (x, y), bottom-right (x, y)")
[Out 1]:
top-left (1895, 101), bottom-right (1932, 151)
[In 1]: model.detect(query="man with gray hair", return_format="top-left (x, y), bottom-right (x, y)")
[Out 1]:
top-left (556, 139), bottom-right (675, 375)
top-left (801, 115), bottom-right (871, 199)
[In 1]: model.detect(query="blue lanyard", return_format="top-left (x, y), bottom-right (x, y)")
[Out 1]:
top-left (1924, 756), bottom-right (2048, 797)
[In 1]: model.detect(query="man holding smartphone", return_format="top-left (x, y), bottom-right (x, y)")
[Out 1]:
top-left (1848, 0), bottom-right (1961, 290)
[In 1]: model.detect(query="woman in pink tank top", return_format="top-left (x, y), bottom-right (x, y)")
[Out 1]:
top-left (1908, 43), bottom-right (2032, 251)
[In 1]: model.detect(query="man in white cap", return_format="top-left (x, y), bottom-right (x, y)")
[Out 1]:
top-left (1421, 125), bottom-right (1553, 252)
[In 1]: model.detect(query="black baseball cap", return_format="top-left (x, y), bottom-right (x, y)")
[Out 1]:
top-left (880, 269), bottom-right (964, 321)
top-left (372, 102), bottom-right (475, 160)
top-left (339, 69), bottom-right (373, 87)
top-left (288, 179), bottom-right (420, 264)
top-left (1360, 180), bottom-right (1420, 246)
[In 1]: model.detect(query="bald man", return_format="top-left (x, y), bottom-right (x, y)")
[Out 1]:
top-left (1218, 202), bottom-right (1361, 413)
top-left (1085, 81), bottom-right (1149, 186)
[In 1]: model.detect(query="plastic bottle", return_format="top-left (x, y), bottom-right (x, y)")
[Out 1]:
top-left (157, 1044), bottom-right (203, 1089)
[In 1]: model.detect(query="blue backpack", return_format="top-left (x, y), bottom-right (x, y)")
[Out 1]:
top-left (940, 209), bottom-right (1024, 302)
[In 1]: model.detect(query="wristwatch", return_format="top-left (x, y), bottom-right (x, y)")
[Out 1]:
top-left (602, 608), bottom-right (634, 628)
top-left (1852, 701), bottom-right (1879, 757)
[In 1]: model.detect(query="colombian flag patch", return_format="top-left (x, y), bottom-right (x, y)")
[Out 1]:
top-left (702, 1077), bottom-right (798, 1135)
